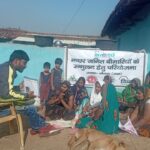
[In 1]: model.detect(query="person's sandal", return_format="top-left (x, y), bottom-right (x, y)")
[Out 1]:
top-left (39, 124), bottom-right (62, 137)
top-left (30, 129), bottom-right (39, 135)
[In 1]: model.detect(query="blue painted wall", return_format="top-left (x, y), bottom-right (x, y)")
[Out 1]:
top-left (117, 14), bottom-right (150, 72)
top-left (0, 42), bottom-right (125, 95)
top-left (0, 42), bottom-right (65, 85)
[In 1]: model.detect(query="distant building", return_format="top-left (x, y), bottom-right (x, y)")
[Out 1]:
top-left (96, 39), bottom-right (117, 50)
top-left (0, 28), bottom-right (116, 49)
top-left (101, 0), bottom-right (150, 71)
top-left (13, 36), bottom-right (35, 45)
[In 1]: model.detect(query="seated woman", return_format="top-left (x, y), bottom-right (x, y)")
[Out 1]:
top-left (95, 75), bottom-right (119, 134)
top-left (45, 81), bottom-right (75, 120)
top-left (130, 86), bottom-right (150, 134)
top-left (71, 77), bottom-right (87, 106)
top-left (119, 78), bottom-right (141, 114)
top-left (74, 81), bottom-right (103, 128)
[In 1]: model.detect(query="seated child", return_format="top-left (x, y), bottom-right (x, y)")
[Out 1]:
top-left (83, 81), bottom-right (103, 117)
top-left (75, 88), bottom-right (90, 118)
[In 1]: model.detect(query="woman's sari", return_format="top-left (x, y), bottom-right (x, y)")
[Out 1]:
top-left (94, 83), bottom-right (119, 134)
top-left (76, 83), bottom-right (119, 134)
top-left (122, 85), bottom-right (137, 104)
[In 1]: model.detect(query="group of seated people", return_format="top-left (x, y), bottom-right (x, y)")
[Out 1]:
top-left (41, 75), bottom-right (119, 135)
top-left (1, 50), bottom-right (150, 138)
top-left (40, 71), bottom-right (150, 137)
top-left (118, 72), bottom-right (150, 136)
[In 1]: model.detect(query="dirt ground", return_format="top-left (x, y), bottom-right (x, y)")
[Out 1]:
top-left (1, 122), bottom-right (150, 150)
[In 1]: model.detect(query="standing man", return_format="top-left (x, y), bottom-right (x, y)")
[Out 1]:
top-left (0, 50), bottom-right (56, 136)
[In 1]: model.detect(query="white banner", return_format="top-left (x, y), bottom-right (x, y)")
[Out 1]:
top-left (67, 49), bottom-right (145, 86)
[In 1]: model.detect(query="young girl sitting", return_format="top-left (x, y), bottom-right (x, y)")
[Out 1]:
top-left (75, 89), bottom-right (89, 118)
top-left (86, 81), bottom-right (103, 113)
top-left (73, 81), bottom-right (103, 128)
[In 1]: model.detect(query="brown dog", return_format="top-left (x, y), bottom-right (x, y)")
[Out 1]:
top-left (68, 128), bottom-right (126, 150)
